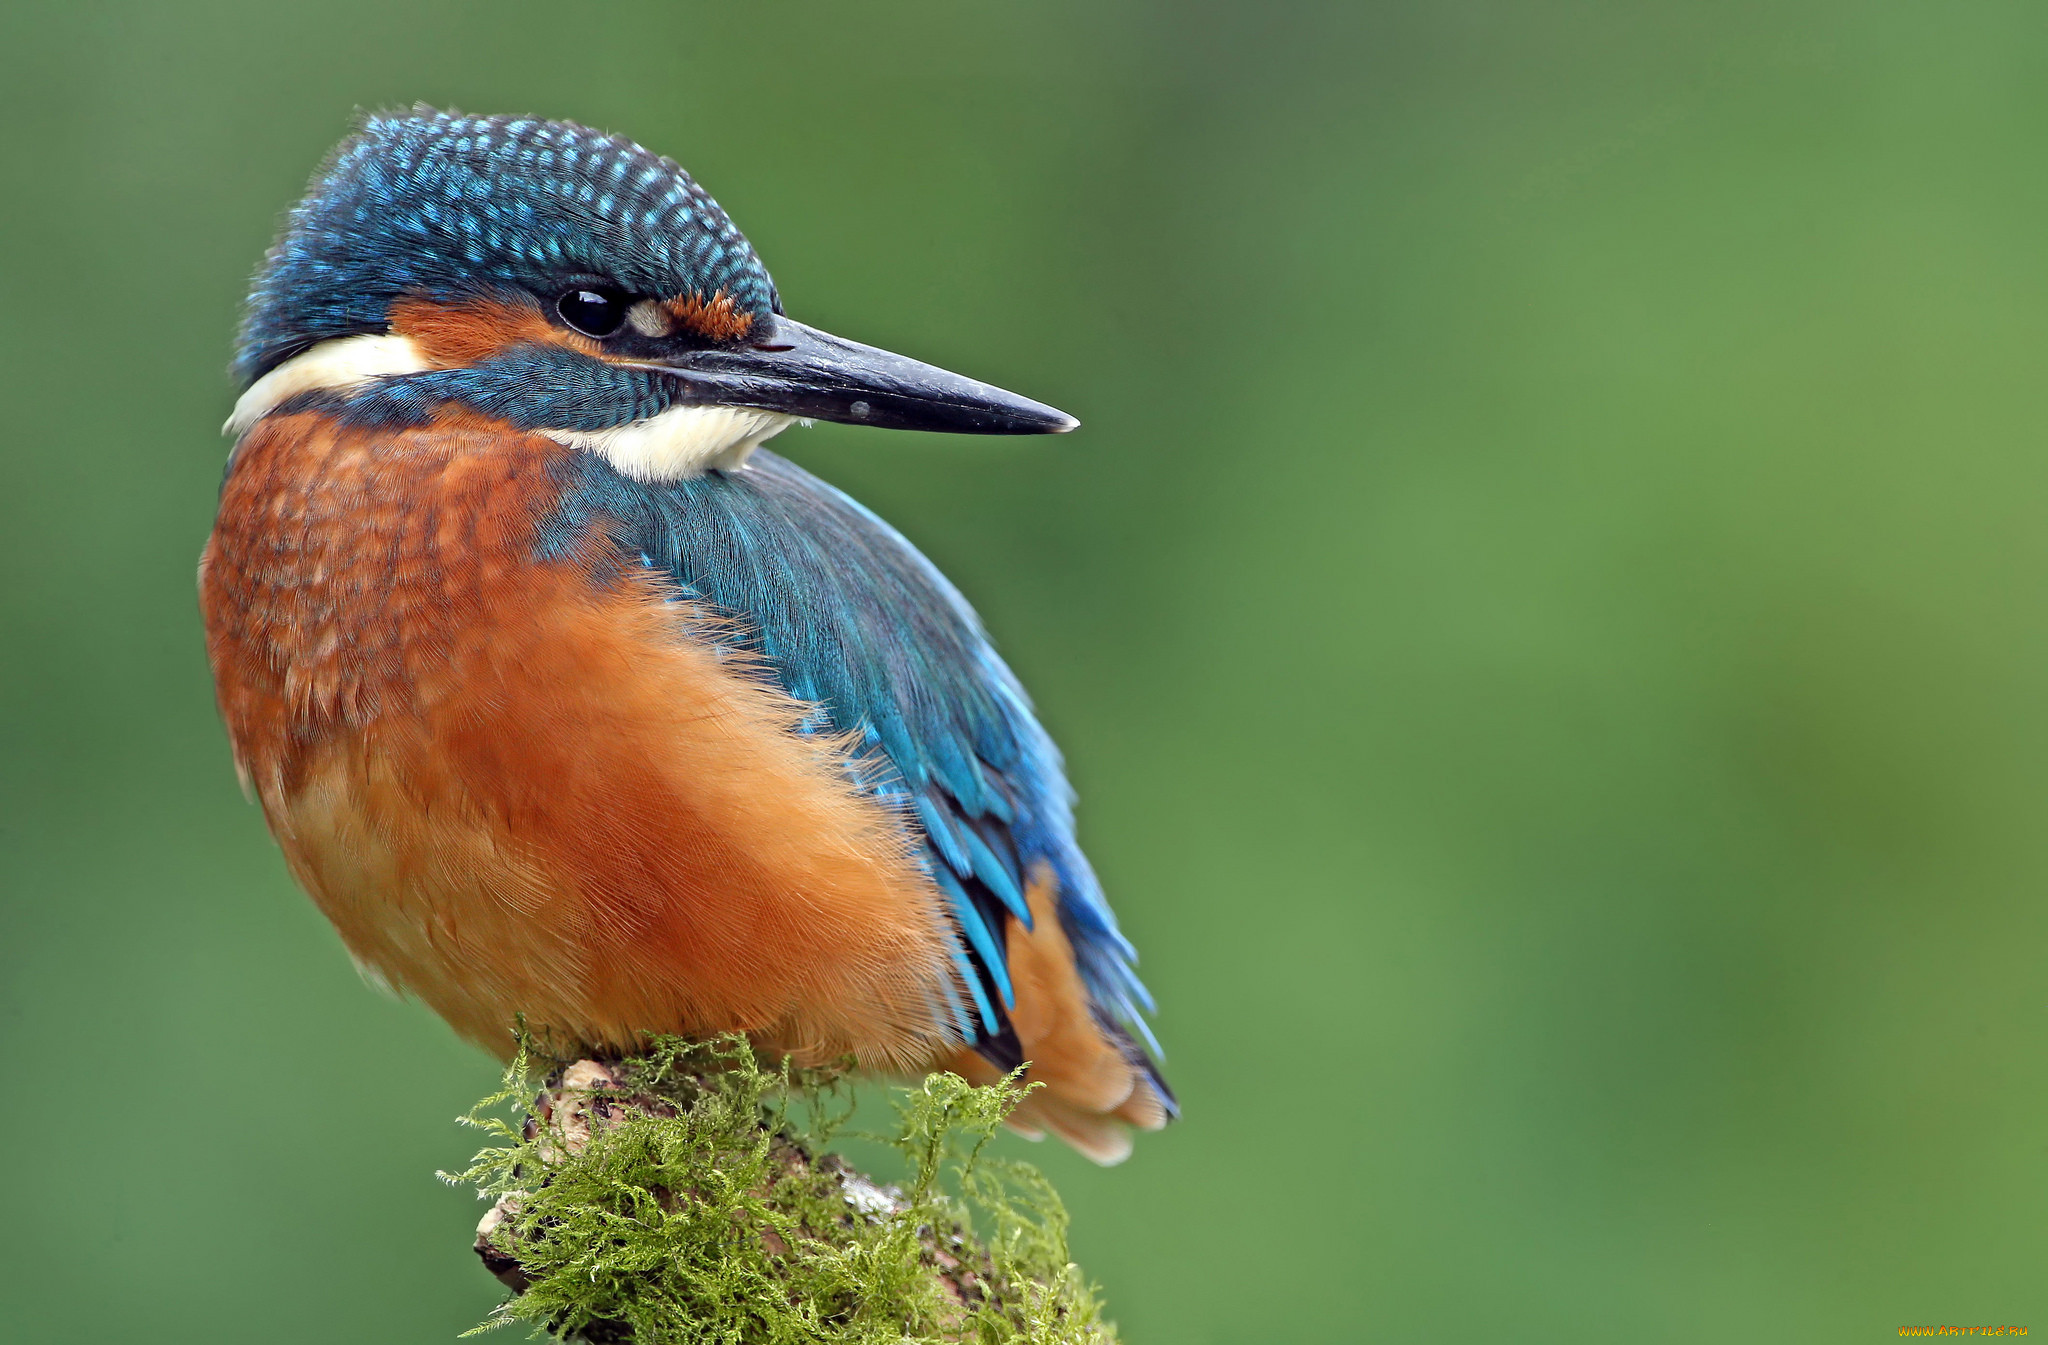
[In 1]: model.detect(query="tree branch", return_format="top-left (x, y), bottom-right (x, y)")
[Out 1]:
top-left (448, 1038), bottom-right (1116, 1343)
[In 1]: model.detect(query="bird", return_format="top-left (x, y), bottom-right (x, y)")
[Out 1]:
top-left (199, 109), bottom-right (1173, 1163)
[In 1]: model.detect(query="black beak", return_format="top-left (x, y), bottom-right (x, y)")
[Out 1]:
top-left (643, 314), bottom-right (1078, 435)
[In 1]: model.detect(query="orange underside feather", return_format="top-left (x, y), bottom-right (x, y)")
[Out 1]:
top-left (201, 410), bottom-right (1158, 1156)
top-left (202, 413), bottom-right (960, 1070)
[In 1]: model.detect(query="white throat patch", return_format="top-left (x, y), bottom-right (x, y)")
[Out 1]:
top-left (543, 404), bottom-right (795, 481)
top-left (224, 334), bottom-right (793, 479)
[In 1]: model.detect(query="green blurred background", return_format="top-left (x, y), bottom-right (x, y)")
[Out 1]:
top-left (3, 1), bottom-right (2045, 1339)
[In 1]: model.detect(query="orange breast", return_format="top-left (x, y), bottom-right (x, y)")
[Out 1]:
top-left (199, 413), bottom-right (963, 1069)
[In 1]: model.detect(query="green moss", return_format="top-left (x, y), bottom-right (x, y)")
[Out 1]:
top-left (443, 1037), bottom-right (1117, 1344)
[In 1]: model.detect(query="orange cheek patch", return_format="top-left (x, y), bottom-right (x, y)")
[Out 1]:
top-left (390, 294), bottom-right (602, 367)
top-left (666, 290), bottom-right (756, 342)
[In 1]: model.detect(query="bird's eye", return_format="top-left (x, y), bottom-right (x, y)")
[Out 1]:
top-left (556, 288), bottom-right (629, 338)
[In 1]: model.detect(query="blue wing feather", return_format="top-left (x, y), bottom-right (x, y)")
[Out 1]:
top-left (541, 448), bottom-right (1154, 1060)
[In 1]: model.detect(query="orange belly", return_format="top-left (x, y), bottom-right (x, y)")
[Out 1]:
top-left (200, 413), bottom-right (962, 1069)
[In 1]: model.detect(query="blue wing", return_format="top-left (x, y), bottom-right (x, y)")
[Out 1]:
top-left (542, 448), bottom-right (1157, 1068)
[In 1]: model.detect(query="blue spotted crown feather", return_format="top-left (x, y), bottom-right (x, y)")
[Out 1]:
top-left (235, 109), bottom-right (778, 384)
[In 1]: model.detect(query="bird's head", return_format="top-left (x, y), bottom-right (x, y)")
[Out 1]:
top-left (229, 110), bottom-right (1074, 479)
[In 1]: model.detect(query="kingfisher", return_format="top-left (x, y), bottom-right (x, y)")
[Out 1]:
top-left (199, 110), bottom-right (1172, 1162)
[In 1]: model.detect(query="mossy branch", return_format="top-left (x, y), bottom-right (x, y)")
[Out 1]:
top-left (442, 1037), bottom-right (1117, 1344)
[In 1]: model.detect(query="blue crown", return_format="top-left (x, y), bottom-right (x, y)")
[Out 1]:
top-left (234, 109), bottom-right (779, 384)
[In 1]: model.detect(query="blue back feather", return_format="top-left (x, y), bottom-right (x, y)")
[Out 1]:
top-left (538, 449), bottom-right (1155, 1056)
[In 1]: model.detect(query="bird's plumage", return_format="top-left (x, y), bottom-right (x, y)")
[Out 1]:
top-left (205, 414), bottom-right (968, 1070)
top-left (203, 110), bottom-right (1172, 1162)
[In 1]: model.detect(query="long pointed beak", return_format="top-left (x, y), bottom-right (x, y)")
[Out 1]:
top-left (642, 314), bottom-right (1078, 435)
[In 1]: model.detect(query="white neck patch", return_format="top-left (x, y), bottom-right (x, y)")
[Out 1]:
top-left (224, 333), bottom-right (429, 436)
top-left (225, 334), bottom-right (791, 480)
